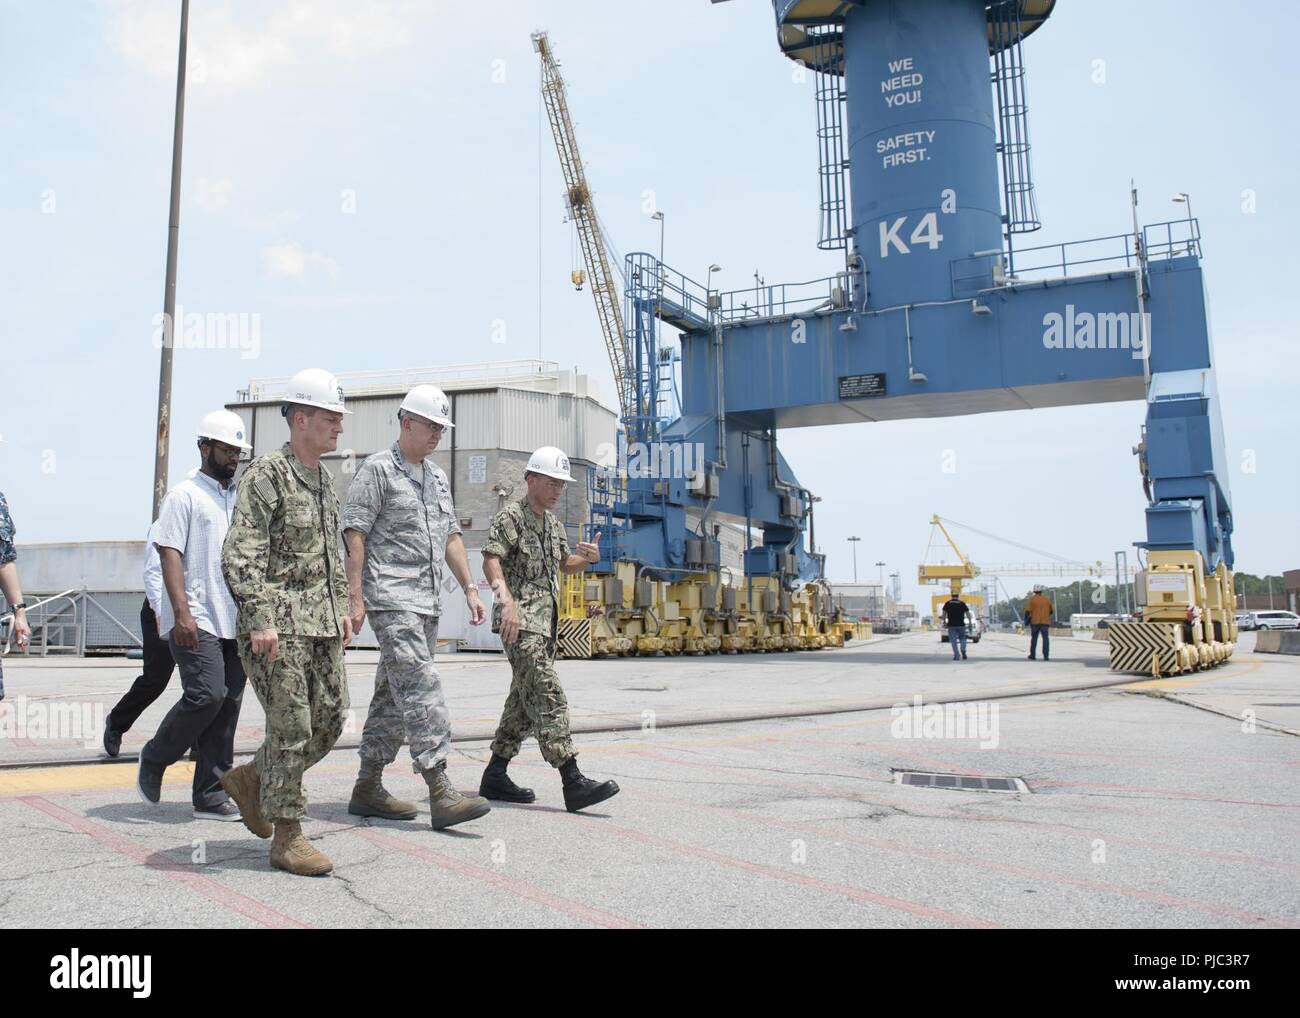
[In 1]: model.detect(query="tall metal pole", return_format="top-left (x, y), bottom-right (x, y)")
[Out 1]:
top-left (847, 536), bottom-right (860, 583)
top-left (151, 0), bottom-right (189, 521)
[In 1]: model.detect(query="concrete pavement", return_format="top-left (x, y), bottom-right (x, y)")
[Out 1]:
top-left (0, 631), bottom-right (1296, 928)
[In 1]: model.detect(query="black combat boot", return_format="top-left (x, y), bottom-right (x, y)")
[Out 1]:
top-left (479, 753), bottom-right (536, 803)
top-left (559, 756), bottom-right (619, 813)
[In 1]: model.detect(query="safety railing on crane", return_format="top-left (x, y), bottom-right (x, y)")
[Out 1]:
top-left (714, 272), bottom-right (854, 323)
top-left (979, 217), bottom-right (1202, 284)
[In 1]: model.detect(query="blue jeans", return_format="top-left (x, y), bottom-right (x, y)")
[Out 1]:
top-left (949, 625), bottom-right (967, 659)
top-left (1030, 624), bottom-right (1050, 659)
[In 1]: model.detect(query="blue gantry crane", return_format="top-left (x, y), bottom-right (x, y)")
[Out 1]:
top-left (567, 1), bottom-right (1236, 671)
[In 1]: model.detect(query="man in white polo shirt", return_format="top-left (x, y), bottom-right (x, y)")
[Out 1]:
top-left (103, 468), bottom-right (198, 758)
top-left (138, 411), bottom-right (251, 820)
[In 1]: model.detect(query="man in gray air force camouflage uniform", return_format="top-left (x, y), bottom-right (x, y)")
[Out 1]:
top-left (342, 385), bottom-right (490, 830)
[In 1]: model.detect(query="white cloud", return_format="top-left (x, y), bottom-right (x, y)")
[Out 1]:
top-left (194, 176), bottom-right (233, 212)
top-left (260, 240), bottom-right (340, 280)
top-left (107, 0), bottom-right (431, 94)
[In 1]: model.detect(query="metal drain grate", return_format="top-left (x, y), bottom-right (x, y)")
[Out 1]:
top-left (893, 770), bottom-right (1029, 794)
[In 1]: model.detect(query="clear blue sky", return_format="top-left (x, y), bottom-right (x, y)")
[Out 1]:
top-left (2, 0), bottom-right (1297, 609)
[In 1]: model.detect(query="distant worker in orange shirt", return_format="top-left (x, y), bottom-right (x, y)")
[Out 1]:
top-left (1024, 585), bottom-right (1055, 661)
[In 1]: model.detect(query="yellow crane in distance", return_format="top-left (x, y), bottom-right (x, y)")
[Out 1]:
top-left (532, 30), bottom-right (633, 418)
top-left (918, 515), bottom-right (984, 625)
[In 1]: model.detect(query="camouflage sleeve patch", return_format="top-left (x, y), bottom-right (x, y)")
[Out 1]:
top-left (253, 473), bottom-right (278, 509)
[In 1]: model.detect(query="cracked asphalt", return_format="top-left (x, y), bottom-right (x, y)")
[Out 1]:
top-left (0, 632), bottom-right (1297, 928)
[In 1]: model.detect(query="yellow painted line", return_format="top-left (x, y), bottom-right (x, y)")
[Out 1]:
top-left (0, 762), bottom-right (195, 797)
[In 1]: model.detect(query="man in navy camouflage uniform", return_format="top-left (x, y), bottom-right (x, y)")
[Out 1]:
top-left (220, 368), bottom-right (355, 877)
top-left (480, 446), bottom-right (620, 812)
top-left (342, 384), bottom-right (490, 830)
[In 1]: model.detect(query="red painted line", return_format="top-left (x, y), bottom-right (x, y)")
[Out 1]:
top-left (634, 793), bottom-right (1298, 929)
top-left (592, 819), bottom-right (1002, 929)
top-left (342, 822), bottom-right (642, 930)
top-left (19, 796), bottom-right (309, 930)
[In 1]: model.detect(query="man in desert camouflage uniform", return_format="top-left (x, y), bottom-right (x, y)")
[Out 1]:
top-left (342, 384), bottom-right (490, 830)
top-left (220, 368), bottom-right (355, 877)
top-left (479, 445), bottom-right (620, 812)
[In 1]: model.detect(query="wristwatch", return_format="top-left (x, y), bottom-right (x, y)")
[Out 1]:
top-left (10, 602), bottom-right (26, 612)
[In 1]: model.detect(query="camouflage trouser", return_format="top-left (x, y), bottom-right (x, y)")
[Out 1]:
top-left (490, 631), bottom-right (575, 767)
top-left (360, 610), bottom-right (450, 775)
top-left (239, 634), bottom-right (349, 822)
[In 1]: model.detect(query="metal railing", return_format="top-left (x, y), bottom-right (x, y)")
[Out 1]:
top-left (2, 589), bottom-right (80, 657)
top-left (714, 272), bottom-right (852, 323)
top-left (626, 255), bottom-right (712, 331)
top-left (1005, 218), bottom-right (1202, 282)
top-left (2, 588), bottom-right (149, 657)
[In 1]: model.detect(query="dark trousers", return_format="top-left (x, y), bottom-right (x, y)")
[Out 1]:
top-left (1030, 624), bottom-right (1051, 659)
top-left (106, 600), bottom-right (177, 735)
top-left (142, 630), bottom-right (247, 809)
top-left (949, 624), bottom-right (968, 659)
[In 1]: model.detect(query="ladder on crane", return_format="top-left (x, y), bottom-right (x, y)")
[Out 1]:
top-left (532, 30), bottom-right (633, 418)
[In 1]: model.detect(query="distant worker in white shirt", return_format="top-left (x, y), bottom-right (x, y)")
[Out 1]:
top-left (137, 412), bottom-right (252, 821)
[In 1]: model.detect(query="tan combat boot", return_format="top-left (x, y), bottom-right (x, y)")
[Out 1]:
top-left (424, 762), bottom-right (491, 831)
top-left (269, 820), bottom-right (333, 877)
top-left (219, 761), bottom-right (273, 839)
top-left (348, 775), bottom-right (419, 821)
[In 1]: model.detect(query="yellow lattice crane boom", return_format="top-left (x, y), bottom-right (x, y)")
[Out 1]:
top-left (532, 30), bottom-right (632, 417)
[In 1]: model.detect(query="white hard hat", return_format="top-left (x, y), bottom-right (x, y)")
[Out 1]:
top-left (197, 409), bottom-right (252, 450)
top-left (282, 368), bottom-right (351, 415)
top-left (1032, 584), bottom-right (1045, 593)
top-left (400, 384), bottom-right (454, 429)
top-left (526, 445), bottom-right (575, 482)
